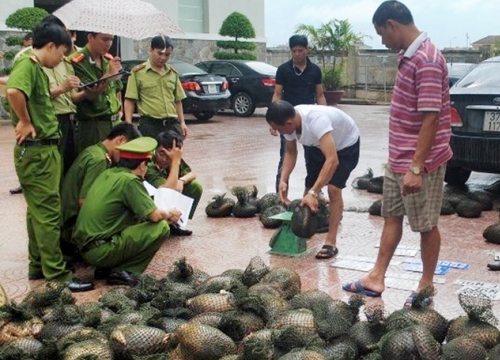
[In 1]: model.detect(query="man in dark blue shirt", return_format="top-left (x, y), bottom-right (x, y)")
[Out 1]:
top-left (271, 35), bottom-right (327, 193)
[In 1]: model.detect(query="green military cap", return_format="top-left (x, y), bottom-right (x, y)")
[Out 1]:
top-left (116, 136), bottom-right (158, 160)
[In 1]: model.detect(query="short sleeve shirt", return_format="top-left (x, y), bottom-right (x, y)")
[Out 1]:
top-left (43, 58), bottom-right (77, 115)
top-left (6, 55), bottom-right (59, 139)
top-left (70, 46), bottom-right (123, 119)
top-left (61, 143), bottom-right (110, 223)
top-left (73, 167), bottom-right (157, 248)
top-left (145, 158), bottom-right (191, 188)
top-left (125, 59), bottom-right (186, 119)
top-left (284, 105), bottom-right (359, 151)
top-left (389, 32), bottom-right (452, 173)
top-left (275, 57), bottom-right (322, 106)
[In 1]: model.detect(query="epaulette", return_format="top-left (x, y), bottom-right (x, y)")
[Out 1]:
top-left (167, 64), bottom-right (178, 74)
top-left (70, 53), bottom-right (85, 64)
top-left (104, 53), bottom-right (114, 60)
top-left (132, 63), bottom-right (146, 72)
top-left (29, 55), bottom-right (38, 63)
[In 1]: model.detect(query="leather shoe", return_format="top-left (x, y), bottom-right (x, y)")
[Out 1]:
top-left (67, 278), bottom-right (94, 292)
top-left (106, 270), bottom-right (138, 287)
top-left (170, 225), bottom-right (193, 236)
top-left (94, 268), bottom-right (111, 280)
top-left (487, 260), bottom-right (500, 271)
top-left (9, 186), bottom-right (22, 195)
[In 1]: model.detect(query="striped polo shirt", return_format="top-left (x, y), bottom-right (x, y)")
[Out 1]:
top-left (389, 32), bottom-right (452, 174)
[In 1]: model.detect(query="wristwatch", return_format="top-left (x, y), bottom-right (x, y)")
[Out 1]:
top-left (409, 166), bottom-right (422, 175)
top-left (307, 189), bottom-right (319, 198)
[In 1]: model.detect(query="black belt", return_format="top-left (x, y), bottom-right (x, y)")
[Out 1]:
top-left (81, 239), bottom-right (108, 253)
top-left (57, 113), bottom-right (76, 121)
top-left (141, 116), bottom-right (178, 127)
top-left (80, 114), bottom-right (120, 122)
top-left (23, 139), bottom-right (59, 147)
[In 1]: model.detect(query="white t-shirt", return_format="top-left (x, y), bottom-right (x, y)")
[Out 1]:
top-left (284, 105), bottom-right (359, 151)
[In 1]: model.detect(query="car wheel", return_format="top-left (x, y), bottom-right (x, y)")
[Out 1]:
top-left (444, 166), bottom-right (471, 186)
top-left (232, 92), bottom-right (255, 117)
top-left (193, 110), bottom-right (215, 121)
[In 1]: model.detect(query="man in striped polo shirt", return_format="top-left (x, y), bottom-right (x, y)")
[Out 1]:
top-left (343, 0), bottom-right (452, 307)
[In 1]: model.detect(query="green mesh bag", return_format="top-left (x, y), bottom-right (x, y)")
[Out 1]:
top-left (455, 199), bottom-right (483, 218)
top-left (261, 204), bottom-right (287, 229)
top-left (171, 322), bottom-right (238, 360)
top-left (366, 176), bottom-right (384, 194)
top-left (205, 193), bottom-right (235, 217)
top-left (290, 205), bottom-right (319, 239)
top-left (220, 268), bottom-right (244, 281)
top-left (63, 338), bottom-right (114, 360)
top-left (197, 275), bottom-right (247, 298)
top-left (261, 267), bottom-right (301, 300)
top-left (246, 184), bottom-right (260, 210)
top-left (21, 282), bottom-right (74, 315)
top-left (483, 222), bottom-right (500, 244)
top-left (232, 186), bottom-right (258, 218)
top-left (258, 193), bottom-right (280, 213)
top-left (349, 305), bottom-right (386, 355)
top-left (323, 334), bottom-right (359, 359)
top-left (270, 309), bottom-right (318, 345)
top-left (247, 283), bottom-right (284, 298)
top-left (131, 353), bottom-right (171, 360)
top-left (488, 343), bottom-right (500, 359)
top-left (351, 168), bottom-right (374, 190)
top-left (0, 337), bottom-right (43, 359)
top-left (186, 292), bottom-right (236, 314)
top-left (274, 326), bottom-right (325, 354)
top-left (39, 322), bottom-right (85, 341)
top-left (316, 198), bottom-right (330, 233)
top-left (467, 190), bottom-right (494, 211)
top-left (441, 336), bottom-right (487, 360)
top-left (0, 302), bottom-right (43, 345)
top-left (147, 316), bottom-right (187, 333)
top-left (218, 310), bottom-right (265, 341)
top-left (379, 326), bottom-right (422, 360)
top-left (368, 199), bottom-right (382, 216)
top-left (276, 348), bottom-right (327, 360)
top-left (241, 256), bottom-right (270, 287)
top-left (164, 257), bottom-right (210, 287)
top-left (99, 288), bottom-right (137, 314)
top-left (56, 327), bottom-right (107, 353)
top-left (110, 324), bottom-right (171, 359)
top-left (441, 198), bottom-right (455, 215)
top-left (240, 328), bottom-right (277, 360)
top-left (443, 192), bottom-right (468, 208)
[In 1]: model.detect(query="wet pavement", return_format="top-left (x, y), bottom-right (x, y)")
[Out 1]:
top-left (1, 104), bottom-right (500, 322)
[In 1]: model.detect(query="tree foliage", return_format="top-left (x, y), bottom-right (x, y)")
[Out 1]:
top-left (5, 7), bottom-right (49, 31)
top-left (215, 12), bottom-right (257, 60)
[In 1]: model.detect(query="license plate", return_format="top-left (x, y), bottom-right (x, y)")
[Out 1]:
top-left (483, 111), bottom-right (500, 131)
top-left (207, 84), bottom-right (217, 94)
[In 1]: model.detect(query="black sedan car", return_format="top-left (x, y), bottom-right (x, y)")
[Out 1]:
top-left (447, 62), bottom-right (476, 87)
top-left (121, 59), bottom-right (230, 121)
top-left (446, 56), bottom-right (500, 185)
top-left (195, 60), bottom-right (277, 117)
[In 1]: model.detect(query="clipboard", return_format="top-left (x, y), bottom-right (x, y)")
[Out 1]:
top-left (78, 70), bottom-right (129, 89)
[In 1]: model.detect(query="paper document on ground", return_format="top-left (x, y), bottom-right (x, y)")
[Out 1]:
top-left (454, 279), bottom-right (500, 290)
top-left (403, 258), bottom-right (470, 270)
top-left (385, 277), bottom-right (419, 291)
top-left (143, 181), bottom-right (157, 197)
top-left (376, 244), bottom-right (419, 257)
top-left (154, 187), bottom-right (193, 228)
top-left (404, 263), bottom-right (450, 276)
top-left (457, 286), bottom-right (500, 301)
top-left (331, 259), bottom-right (373, 272)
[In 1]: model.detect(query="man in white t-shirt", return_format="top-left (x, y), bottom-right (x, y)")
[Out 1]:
top-left (266, 100), bottom-right (360, 259)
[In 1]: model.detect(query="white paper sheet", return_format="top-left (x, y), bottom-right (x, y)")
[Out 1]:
top-left (153, 187), bottom-right (194, 228)
top-left (143, 181), bottom-right (157, 197)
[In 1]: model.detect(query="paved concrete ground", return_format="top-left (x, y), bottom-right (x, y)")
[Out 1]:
top-left (1, 104), bottom-right (499, 322)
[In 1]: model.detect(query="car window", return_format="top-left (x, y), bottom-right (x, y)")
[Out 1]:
top-left (210, 62), bottom-right (242, 76)
top-left (169, 61), bottom-right (208, 76)
top-left (244, 61), bottom-right (277, 75)
top-left (454, 62), bottom-right (500, 88)
top-left (195, 62), bottom-right (210, 72)
top-left (447, 63), bottom-right (475, 78)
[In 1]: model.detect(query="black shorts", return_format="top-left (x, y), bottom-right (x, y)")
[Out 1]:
top-left (305, 138), bottom-right (360, 189)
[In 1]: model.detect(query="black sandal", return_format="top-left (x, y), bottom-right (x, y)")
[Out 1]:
top-left (315, 245), bottom-right (338, 259)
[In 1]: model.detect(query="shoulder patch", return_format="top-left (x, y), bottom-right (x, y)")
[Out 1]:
top-left (30, 55), bottom-right (38, 63)
top-left (167, 64), bottom-right (178, 74)
top-left (71, 53), bottom-right (85, 64)
top-left (132, 63), bottom-right (146, 72)
top-left (104, 53), bottom-right (114, 60)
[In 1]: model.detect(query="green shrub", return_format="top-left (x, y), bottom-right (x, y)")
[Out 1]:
top-left (322, 66), bottom-right (343, 90)
top-left (3, 51), bottom-right (17, 61)
top-left (5, 7), bottom-right (49, 31)
top-left (216, 40), bottom-right (256, 51)
top-left (5, 36), bottom-right (23, 47)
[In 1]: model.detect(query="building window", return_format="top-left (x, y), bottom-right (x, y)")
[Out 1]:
top-left (178, 0), bottom-right (205, 33)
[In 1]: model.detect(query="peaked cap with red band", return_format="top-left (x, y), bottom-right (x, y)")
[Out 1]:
top-left (116, 137), bottom-right (157, 160)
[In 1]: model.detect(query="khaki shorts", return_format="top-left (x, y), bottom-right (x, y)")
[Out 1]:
top-left (381, 164), bottom-right (446, 232)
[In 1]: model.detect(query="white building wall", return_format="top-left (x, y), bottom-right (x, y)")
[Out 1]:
top-left (0, 0), bottom-right (35, 31)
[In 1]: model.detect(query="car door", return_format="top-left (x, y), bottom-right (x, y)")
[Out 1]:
top-left (209, 62), bottom-right (244, 95)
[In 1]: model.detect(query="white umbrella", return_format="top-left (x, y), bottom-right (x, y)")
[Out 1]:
top-left (53, 0), bottom-right (183, 40)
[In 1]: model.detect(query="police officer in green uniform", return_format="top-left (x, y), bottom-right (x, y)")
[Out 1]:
top-left (124, 35), bottom-right (188, 139)
top-left (73, 137), bottom-right (181, 286)
top-left (60, 122), bottom-right (141, 254)
top-left (146, 131), bottom-right (203, 228)
top-left (69, 32), bottom-right (123, 153)
top-left (6, 22), bottom-right (93, 292)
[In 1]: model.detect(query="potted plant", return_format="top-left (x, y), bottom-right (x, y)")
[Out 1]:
top-left (322, 65), bottom-right (344, 105)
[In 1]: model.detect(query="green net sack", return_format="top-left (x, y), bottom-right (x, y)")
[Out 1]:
top-left (323, 334), bottom-right (359, 359)
top-left (290, 205), bottom-right (318, 239)
top-left (261, 267), bottom-right (301, 300)
top-left (351, 168), bottom-right (374, 190)
top-left (260, 205), bottom-right (287, 229)
top-left (186, 292), bottom-right (236, 315)
top-left (110, 324), bottom-right (171, 359)
top-left (62, 338), bottom-right (114, 360)
top-left (258, 193), bottom-right (280, 213)
top-left (441, 336), bottom-right (487, 360)
top-left (231, 186), bottom-right (258, 218)
top-left (218, 310), bottom-right (265, 341)
top-left (240, 328), bottom-right (277, 360)
top-left (205, 193), bottom-right (235, 217)
top-left (241, 256), bottom-right (270, 287)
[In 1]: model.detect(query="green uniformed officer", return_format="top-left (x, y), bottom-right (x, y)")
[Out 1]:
top-left (6, 22), bottom-right (93, 292)
top-left (124, 35), bottom-right (188, 139)
top-left (146, 131), bottom-right (203, 226)
top-left (72, 137), bottom-right (181, 286)
top-left (69, 32), bottom-right (123, 153)
top-left (60, 122), bottom-right (141, 254)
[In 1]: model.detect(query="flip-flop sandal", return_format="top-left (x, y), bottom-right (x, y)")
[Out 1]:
top-left (404, 291), bottom-right (433, 308)
top-left (315, 245), bottom-right (338, 259)
top-left (342, 280), bottom-right (382, 297)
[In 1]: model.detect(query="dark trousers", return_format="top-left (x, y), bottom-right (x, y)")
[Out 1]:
top-left (138, 117), bottom-right (182, 139)
top-left (58, 113), bottom-right (77, 175)
top-left (275, 134), bottom-right (315, 192)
